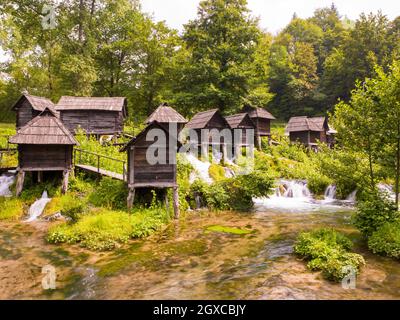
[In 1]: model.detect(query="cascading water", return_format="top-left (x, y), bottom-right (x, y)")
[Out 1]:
top-left (324, 185), bottom-right (337, 202)
top-left (184, 154), bottom-right (213, 184)
top-left (25, 191), bottom-right (52, 222)
top-left (0, 174), bottom-right (15, 197)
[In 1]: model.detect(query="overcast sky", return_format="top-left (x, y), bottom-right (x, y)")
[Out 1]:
top-left (142, 0), bottom-right (400, 34)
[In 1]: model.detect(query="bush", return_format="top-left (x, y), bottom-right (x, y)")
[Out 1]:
top-left (47, 207), bottom-right (168, 251)
top-left (294, 228), bottom-right (365, 282)
top-left (353, 192), bottom-right (399, 237)
top-left (88, 178), bottom-right (128, 210)
top-left (0, 198), bottom-right (24, 220)
top-left (368, 221), bottom-right (400, 259)
top-left (189, 170), bottom-right (274, 211)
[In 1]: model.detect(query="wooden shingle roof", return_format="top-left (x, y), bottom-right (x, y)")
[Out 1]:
top-left (146, 104), bottom-right (187, 124)
top-left (12, 94), bottom-right (56, 112)
top-left (225, 113), bottom-right (255, 129)
top-left (242, 105), bottom-right (276, 120)
top-left (186, 109), bottom-right (230, 129)
top-left (56, 96), bottom-right (127, 112)
top-left (9, 108), bottom-right (77, 145)
top-left (286, 116), bottom-right (328, 133)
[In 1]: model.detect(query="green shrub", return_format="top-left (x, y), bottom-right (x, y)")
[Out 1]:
top-left (0, 198), bottom-right (24, 220)
top-left (47, 207), bottom-right (168, 251)
top-left (353, 192), bottom-right (399, 237)
top-left (294, 228), bottom-right (365, 282)
top-left (208, 164), bottom-right (226, 182)
top-left (88, 177), bottom-right (128, 210)
top-left (189, 170), bottom-right (273, 211)
top-left (307, 172), bottom-right (333, 195)
top-left (177, 155), bottom-right (193, 211)
top-left (368, 221), bottom-right (400, 259)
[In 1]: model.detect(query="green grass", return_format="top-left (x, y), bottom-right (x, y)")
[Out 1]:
top-left (47, 207), bottom-right (169, 251)
top-left (0, 198), bottom-right (24, 221)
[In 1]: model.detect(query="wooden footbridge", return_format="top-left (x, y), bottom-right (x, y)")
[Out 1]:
top-left (73, 148), bottom-right (127, 182)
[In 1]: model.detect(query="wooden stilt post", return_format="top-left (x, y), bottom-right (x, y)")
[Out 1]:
top-left (38, 171), bottom-right (43, 183)
top-left (61, 170), bottom-right (70, 194)
top-left (173, 186), bottom-right (180, 219)
top-left (127, 187), bottom-right (135, 210)
top-left (15, 170), bottom-right (25, 197)
top-left (256, 134), bottom-right (262, 150)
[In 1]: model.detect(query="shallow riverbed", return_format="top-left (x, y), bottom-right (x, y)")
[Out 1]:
top-left (1, 204), bottom-right (400, 300)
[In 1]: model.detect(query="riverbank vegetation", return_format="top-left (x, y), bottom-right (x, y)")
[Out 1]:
top-left (294, 228), bottom-right (365, 282)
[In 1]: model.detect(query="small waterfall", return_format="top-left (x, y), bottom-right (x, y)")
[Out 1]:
top-left (324, 185), bottom-right (337, 202)
top-left (0, 174), bottom-right (15, 197)
top-left (184, 154), bottom-right (213, 184)
top-left (195, 194), bottom-right (202, 209)
top-left (377, 183), bottom-right (395, 201)
top-left (283, 180), bottom-right (311, 198)
top-left (346, 190), bottom-right (357, 203)
top-left (25, 191), bottom-right (52, 222)
top-left (224, 167), bottom-right (236, 179)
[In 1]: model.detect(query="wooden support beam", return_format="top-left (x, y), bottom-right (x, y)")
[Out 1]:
top-left (127, 188), bottom-right (135, 210)
top-left (37, 171), bottom-right (43, 183)
top-left (15, 170), bottom-right (25, 197)
top-left (61, 170), bottom-right (70, 194)
top-left (173, 187), bottom-right (180, 219)
top-left (165, 190), bottom-right (170, 215)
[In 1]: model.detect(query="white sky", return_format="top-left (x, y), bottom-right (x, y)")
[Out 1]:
top-left (142, 0), bottom-right (400, 34)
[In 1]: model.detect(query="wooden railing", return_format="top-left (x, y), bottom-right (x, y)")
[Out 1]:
top-left (74, 148), bottom-right (127, 181)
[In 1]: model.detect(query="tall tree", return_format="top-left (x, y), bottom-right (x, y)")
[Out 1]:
top-left (179, 0), bottom-right (261, 115)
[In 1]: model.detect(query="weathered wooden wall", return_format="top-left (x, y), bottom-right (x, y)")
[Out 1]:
top-left (127, 129), bottom-right (176, 188)
top-left (18, 145), bottom-right (73, 171)
top-left (253, 118), bottom-right (271, 136)
top-left (60, 110), bottom-right (124, 135)
top-left (15, 100), bottom-right (40, 130)
top-left (290, 131), bottom-right (309, 145)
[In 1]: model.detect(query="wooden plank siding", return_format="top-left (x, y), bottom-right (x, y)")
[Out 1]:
top-left (60, 110), bottom-right (124, 135)
top-left (15, 99), bottom-right (40, 130)
top-left (18, 145), bottom-right (73, 171)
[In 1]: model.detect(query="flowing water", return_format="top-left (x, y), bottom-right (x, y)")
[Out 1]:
top-left (0, 173), bottom-right (15, 197)
top-left (25, 191), bottom-right (52, 222)
top-left (1, 193), bottom-right (400, 300)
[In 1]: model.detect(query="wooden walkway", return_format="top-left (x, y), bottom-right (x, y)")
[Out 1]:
top-left (75, 164), bottom-right (125, 181)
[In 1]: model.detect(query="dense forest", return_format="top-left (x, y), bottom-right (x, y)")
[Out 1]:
top-left (0, 0), bottom-right (399, 122)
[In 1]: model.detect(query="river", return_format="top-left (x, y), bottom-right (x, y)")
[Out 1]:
top-left (1, 201), bottom-right (400, 300)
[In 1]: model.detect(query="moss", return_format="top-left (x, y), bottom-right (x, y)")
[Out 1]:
top-left (205, 225), bottom-right (252, 235)
top-left (162, 239), bottom-right (208, 257)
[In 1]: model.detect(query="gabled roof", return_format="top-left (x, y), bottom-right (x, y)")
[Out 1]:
top-left (120, 121), bottom-right (181, 152)
top-left (56, 96), bottom-right (127, 113)
top-left (9, 108), bottom-right (77, 145)
top-left (12, 94), bottom-right (55, 112)
top-left (242, 105), bottom-right (276, 120)
top-left (185, 109), bottom-right (231, 130)
top-left (146, 103), bottom-right (187, 124)
top-left (286, 116), bottom-right (328, 133)
top-left (225, 113), bottom-right (255, 129)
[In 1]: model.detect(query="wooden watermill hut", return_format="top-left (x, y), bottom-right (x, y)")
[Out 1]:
top-left (285, 116), bottom-right (335, 149)
top-left (121, 121), bottom-right (180, 218)
top-left (56, 96), bottom-right (127, 136)
top-left (241, 105), bottom-right (276, 148)
top-left (9, 108), bottom-right (78, 196)
top-left (185, 109), bottom-right (231, 158)
top-left (225, 113), bottom-right (256, 147)
top-left (11, 94), bottom-right (57, 130)
top-left (145, 103), bottom-right (188, 133)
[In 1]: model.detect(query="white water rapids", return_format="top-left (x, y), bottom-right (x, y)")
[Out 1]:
top-left (0, 174), bottom-right (15, 197)
top-left (25, 191), bottom-right (52, 222)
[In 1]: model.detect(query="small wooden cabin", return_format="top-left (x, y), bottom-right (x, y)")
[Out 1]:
top-left (145, 103), bottom-right (188, 133)
top-left (286, 116), bottom-right (334, 149)
top-left (121, 122), bottom-right (180, 217)
top-left (225, 113), bottom-right (255, 146)
top-left (9, 108), bottom-right (78, 196)
top-left (56, 96), bottom-right (127, 136)
top-left (12, 94), bottom-right (56, 130)
top-left (241, 105), bottom-right (276, 147)
top-left (185, 109), bottom-right (231, 146)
